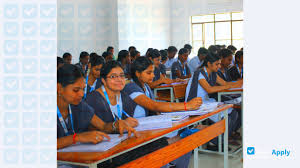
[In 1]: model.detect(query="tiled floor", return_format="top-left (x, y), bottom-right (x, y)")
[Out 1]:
top-left (188, 149), bottom-right (243, 168)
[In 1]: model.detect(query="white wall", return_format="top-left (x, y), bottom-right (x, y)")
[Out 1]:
top-left (117, 0), bottom-right (171, 55)
top-left (170, 0), bottom-right (243, 53)
top-left (57, 0), bottom-right (243, 61)
top-left (57, 0), bottom-right (119, 63)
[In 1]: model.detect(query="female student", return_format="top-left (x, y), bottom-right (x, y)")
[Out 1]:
top-left (90, 60), bottom-right (193, 168)
top-left (185, 53), bottom-right (242, 148)
top-left (124, 56), bottom-right (202, 118)
top-left (217, 48), bottom-right (234, 81)
top-left (57, 64), bottom-right (137, 150)
top-left (83, 55), bottom-right (105, 99)
top-left (117, 50), bottom-right (131, 78)
top-left (102, 51), bottom-right (114, 62)
top-left (228, 50), bottom-right (243, 81)
top-left (75, 51), bottom-right (90, 76)
top-left (159, 49), bottom-right (168, 65)
top-left (86, 61), bottom-right (138, 127)
top-left (171, 48), bottom-right (191, 79)
top-left (130, 50), bottom-right (140, 62)
top-left (147, 49), bottom-right (173, 87)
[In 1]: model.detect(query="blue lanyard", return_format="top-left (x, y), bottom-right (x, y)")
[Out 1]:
top-left (101, 86), bottom-right (130, 121)
top-left (84, 74), bottom-right (97, 99)
top-left (144, 84), bottom-right (150, 98)
top-left (236, 64), bottom-right (243, 78)
top-left (178, 61), bottom-right (187, 76)
top-left (57, 105), bottom-right (74, 136)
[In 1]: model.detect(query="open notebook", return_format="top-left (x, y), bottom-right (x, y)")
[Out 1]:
top-left (58, 134), bottom-right (128, 152)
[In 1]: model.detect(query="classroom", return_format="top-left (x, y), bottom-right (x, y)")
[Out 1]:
top-left (57, 0), bottom-right (243, 167)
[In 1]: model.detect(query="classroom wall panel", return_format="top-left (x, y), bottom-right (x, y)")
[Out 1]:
top-left (57, 0), bottom-right (119, 63)
top-left (117, 0), bottom-right (171, 55)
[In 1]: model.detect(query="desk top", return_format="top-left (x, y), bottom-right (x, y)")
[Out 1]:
top-left (57, 104), bottom-right (233, 164)
top-left (155, 79), bottom-right (189, 89)
top-left (219, 87), bottom-right (243, 93)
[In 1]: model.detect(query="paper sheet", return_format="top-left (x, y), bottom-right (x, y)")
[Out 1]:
top-left (134, 115), bottom-right (173, 131)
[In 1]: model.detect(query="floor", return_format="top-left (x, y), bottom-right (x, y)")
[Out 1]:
top-left (189, 145), bottom-right (243, 168)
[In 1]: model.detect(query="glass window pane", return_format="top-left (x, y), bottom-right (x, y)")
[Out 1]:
top-left (232, 12), bottom-right (243, 20)
top-left (232, 21), bottom-right (243, 39)
top-left (232, 40), bottom-right (243, 50)
top-left (215, 40), bottom-right (231, 46)
top-left (204, 22), bottom-right (214, 42)
top-left (192, 24), bottom-right (202, 40)
top-left (192, 41), bottom-right (203, 55)
top-left (215, 13), bottom-right (231, 21)
top-left (215, 22), bottom-right (231, 40)
top-left (192, 15), bottom-right (214, 23)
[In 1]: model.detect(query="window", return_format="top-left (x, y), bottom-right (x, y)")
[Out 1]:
top-left (191, 12), bottom-right (243, 54)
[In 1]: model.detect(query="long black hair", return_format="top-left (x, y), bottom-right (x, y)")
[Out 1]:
top-left (117, 50), bottom-right (129, 63)
top-left (200, 52), bottom-right (221, 68)
top-left (57, 64), bottom-right (84, 87)
top-left (235, 50), bottom-right (243, 65)
top-left (131, 57), bottom-right (153, 89)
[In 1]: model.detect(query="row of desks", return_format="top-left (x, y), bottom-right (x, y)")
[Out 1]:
top-left (58, 104), bottom-right (233, 168)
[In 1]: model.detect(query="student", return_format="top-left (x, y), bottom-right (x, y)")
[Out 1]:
top-left (107, 46), bottom-right (114, 55)
top-left (62, 52), bottom-right (72, 64)
top-left (102, 51), bottom-right (114, 62)
top-left (185, 53), bottom-right (242, 149)
top-left (86, 61), bottom-right (138, 127)
top-left (57, 64), bottom-right (137, 150)
top-left (57, 57), bottom-right (65, 70)
top-left (159, 49), bottom-right (168, 65)
top-left (83, 56), bottom-right (105, 99)
top-left (228, 50), bottom-right (243, 81)
top-left (88, 60), bottom-right (190, 168)
top-left (164, 46), bottom-right (178, 69)
top-left (75, 51), bottom-right (90, 76)
top-left (227, 45), bottom-right (237, 54)
top-left (124, 57), bottom-right (203, 168)
top-left (208, 45), bottom-right (218, 55)
top-left (184, 44), bottom-right (192, 56)
top-left (147, 49), bottom-right (174, 88)
top-left (128, 46), bottom-right (136, 53)
top-left (117, 50), bottom-right (131, 78)
top-left (124, 56), bottom-right (202, 118)
top-left (188, 47), bottom-right (209, 74)
top-left (171, 48), bottom-right (191, 79)
top-left (145, 48), bottom-right (153, 58)
top-left (130, 50), bottom-right (140, 62)
top-left (217, 49), bottom-right (234, 81)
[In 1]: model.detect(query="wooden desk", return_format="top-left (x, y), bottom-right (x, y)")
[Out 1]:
top-left (153, 80), bottom-right (188, 102)
top-left (57, 104), bottom-right (233, 168)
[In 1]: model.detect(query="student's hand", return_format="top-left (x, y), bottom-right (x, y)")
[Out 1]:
top-left (174, 78), bottom-right (184, 82)
top-left (116, 120), bottom-right (138, 138)
top-left (162, 77), bottom-right (173, 84)
top-left (125, 117), bottom-right (139, 128)
top-left (231, 80), bottom-right (243, 88)
top-left (76, 131), bottom-right (110, 144)
top-left (187, 97), bottom-right (203, 110)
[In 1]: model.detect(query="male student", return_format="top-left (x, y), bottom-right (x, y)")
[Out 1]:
top-left (188, 47), bottom-right (209, 74)
top-left (75, 51), bottom-right (90, 76)
top-left (62, 52), bottom-right (72, 64)
top-left (164, 46), bottom-right (178, 69)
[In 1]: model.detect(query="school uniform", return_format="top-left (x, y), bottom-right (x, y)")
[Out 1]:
top-left (228, 64), bottom-right (243, 81)
top-left (164, 57), bottom-right (177, 69)
top-left (171, 61), bottom-right (191, 79)
top-left (153, 64), bottom-right (167, 81)
top-left (75, 62), bottom-right (88, 76)
top-left (217, 68), bottom-right (232, 82)
top-left (83, 75), bottom-right (102, 99)
top-left (124, 81), bottom-right (192, 168)
top-left (123, 82), bottom-right (155, 117)
top-left (188, 56), bottom-right (204, 74)
top-left (85, 90), bottom-right (135, 122)
top-left (57, 101), bottom-right (95, 139)
top-left (185, 67), bottom-right (239, 145)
